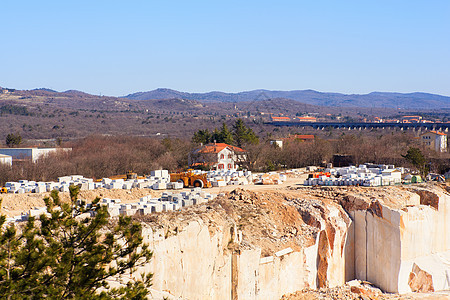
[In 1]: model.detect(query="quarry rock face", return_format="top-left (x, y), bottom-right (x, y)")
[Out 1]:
top-left (345, 185), bottom-right (450, 293)
top-left (132, 184), bottom-right (450, 299)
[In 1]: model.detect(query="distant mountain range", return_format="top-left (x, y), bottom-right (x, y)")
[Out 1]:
top-left (124, 88), bottom-right (450, 110)
top-left (1, 86), bottom-right (448, 110)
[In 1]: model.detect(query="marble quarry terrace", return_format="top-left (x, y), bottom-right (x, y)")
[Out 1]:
top-left (1, 167), bottom-right (449, 299)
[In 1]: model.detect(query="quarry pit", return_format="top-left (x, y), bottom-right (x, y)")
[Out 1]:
top-left (2, 176), bottom-right (449, 300)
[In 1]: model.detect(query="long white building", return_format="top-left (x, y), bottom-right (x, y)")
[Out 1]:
top-left (0, 147), bottom-right (72, 163)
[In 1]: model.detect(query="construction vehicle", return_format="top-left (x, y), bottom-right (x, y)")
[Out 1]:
top-left (108, 171), bottom-right (145, 181)
top-left (170, 169), bottom-right (211, 188)
top-left (308, 171), bottom-right (331, 179)
top-left (1, 187), bottom-right (8, 194)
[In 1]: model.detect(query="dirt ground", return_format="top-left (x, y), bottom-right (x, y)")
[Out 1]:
top-left (282, 288), bottom-right (450, 300)
top-left (0, 188), bottom-right (161, 217)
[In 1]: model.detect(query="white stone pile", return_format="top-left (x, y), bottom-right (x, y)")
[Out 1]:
top-left (100, 188), bottom-right (217, 217)
top-left (281, 168), bottom-right (306, 175)
top-left (7, 188), bottom-right (217, 223)
top-left (188, 169), bottom-right (253, 187)
top-left (4, 176), bottom-right (101, 194)
top-left (303, 164), bottom-right (404, 187)
top-left (253, 172), bottom-right (287, 185)
top-left (102, 170), bottom-right (171, 190)
top-left (3, 170), bottom-right (174, 194)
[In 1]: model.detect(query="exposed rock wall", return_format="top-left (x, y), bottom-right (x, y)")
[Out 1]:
top-left (138, 220), bottom-right (232, 300)
top-left (346, 186), bottom-right (450, 293)
top-left (132, 184), bottom-right (449, 298)
top-left (132, 190), bottom-right (352, 299)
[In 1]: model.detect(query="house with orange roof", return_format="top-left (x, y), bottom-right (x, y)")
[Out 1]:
top-left (271, 116), bottom-right (291, 122)
top-left (401, 116), bottom-right (422, 123)
top-left (420, 131), bottom-right (447, 152)
top-left (189, 143), bottom-right (246, 171)
top-left (297, 116), bottom-right (317, 122)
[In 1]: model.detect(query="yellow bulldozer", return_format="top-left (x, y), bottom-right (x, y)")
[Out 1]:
top-left (170, 169), bottom-right (211, 188)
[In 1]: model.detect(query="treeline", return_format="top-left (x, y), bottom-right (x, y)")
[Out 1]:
top-left (0, 104), bottom-right (31, 116)
top-left (247, 132), bottom-right (449, 173)
top-left (0, 132), bottom-right (448, 185)
top-left (0, 135), bottom-right (191, 184)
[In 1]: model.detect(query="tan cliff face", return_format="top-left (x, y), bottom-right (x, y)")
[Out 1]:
top-left (126, 183), bottom-right (450, 299)
top-left (7, 182), bottom-right (444, 299)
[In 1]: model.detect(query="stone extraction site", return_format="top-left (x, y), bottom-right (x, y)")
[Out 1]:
top-left (2, 178), bottom-right (450, 299)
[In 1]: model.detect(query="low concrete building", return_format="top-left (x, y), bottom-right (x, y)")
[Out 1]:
top-left (0, 154), bottom-right (12, 166)
top-left (190, 143), bottom-right (246, 171)
top-left (269, 140), bottom-right (284, 148)
top-left (420, 131), bottom-right (447, 152)
top-left (0, 147), bottom-right (72, 163)
top-left (270, 134), bottom-right (315, 149)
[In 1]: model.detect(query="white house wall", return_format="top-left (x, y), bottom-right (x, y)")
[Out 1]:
top-left (216, 148), bottom-right (239, 171)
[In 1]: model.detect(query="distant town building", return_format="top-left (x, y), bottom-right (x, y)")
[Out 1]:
top-left (296, 116), bottom-right (317, 122)
top-left (0, 154), bottom-right (12, 166)
top-left (0, 147), bottom-right (72, 163)
top-left (420, 131), bottom-right (447, 152)
top-left (189, 143), bottom-right (246, 171)
top-left (271, 116), bottom-right (291, 122)
top-left (373, 117), bottom-right (383, 123)
top-left (401, 116), bottom-right (422, 123)
top-left (270, 134), bottom-right (315, 149)
top-left (270, 140), bottom-right (284, 148)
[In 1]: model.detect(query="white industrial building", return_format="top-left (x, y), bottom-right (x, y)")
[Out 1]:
top-left (0, 154), bottom-right (12, 166)
top-left (0, 147), bottom-right (72, 163)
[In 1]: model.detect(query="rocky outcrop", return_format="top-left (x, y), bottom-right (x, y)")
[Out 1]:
top-left (129, 184), bottom-right (449, 298)
top-left (408, 263), bottom-right (434, 293)
top-left (344, 184), bottom-right (450, 293)
top-left (129, 189), bottom-right (353, 299)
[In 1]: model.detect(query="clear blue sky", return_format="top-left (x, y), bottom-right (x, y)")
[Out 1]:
top-left (1, 1), bottom-right (449, 96)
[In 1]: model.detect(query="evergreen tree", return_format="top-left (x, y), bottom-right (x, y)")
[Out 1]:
top-left (5, 133), bottom-right (22, 148)
top-left (402, 147), bottom-right (428, 178)
top-left (211, 128), bottom-right (221, 143)
top-left (192, 129), bottom-right (211, 145)
top-left (232, 119), bottom-right (259, 147)
top-left (219, 123), bottom-right (234, 145)
top-left (0, 186), bottom-right (152, 299)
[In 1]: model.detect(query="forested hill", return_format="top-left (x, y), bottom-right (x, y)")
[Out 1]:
top-left (124, 88), bottom-right (450, 110)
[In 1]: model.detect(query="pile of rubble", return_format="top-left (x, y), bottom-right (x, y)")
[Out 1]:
top-left (304, 164), bottom-right (405, 187)
top-left (281, 280), bottom-right (386, 300)
top-left (253, 172), bottom-right (287, 185)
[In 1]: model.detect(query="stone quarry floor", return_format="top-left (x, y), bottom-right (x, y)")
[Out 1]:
top-left (0, 175), bottom-right (306, 218)
top-left (1, 175), bottom-right (449, 299)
